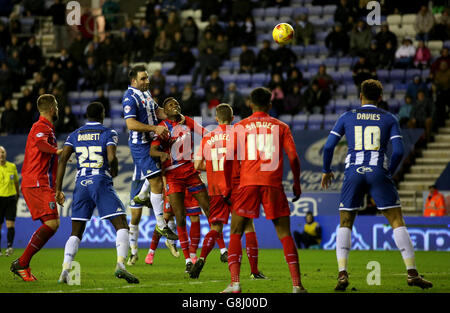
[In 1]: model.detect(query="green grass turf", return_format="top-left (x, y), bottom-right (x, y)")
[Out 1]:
top-left (0, 248), bottom-right (448, 293)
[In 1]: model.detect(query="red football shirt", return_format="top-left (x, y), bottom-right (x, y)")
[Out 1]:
top-left (21, 116), bottom-right (59, 188)
top-left (197, 124), bottom-right (234, 196)
top-left (152, 116), bottom-right (205, 171)
top-left (234, 111), bottom-right (300, 187)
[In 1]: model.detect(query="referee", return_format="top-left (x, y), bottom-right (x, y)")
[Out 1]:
top-left (0, 146), bottom-right (19, 256)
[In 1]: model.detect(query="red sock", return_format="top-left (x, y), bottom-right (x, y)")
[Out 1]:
top-left (19, 224), bottom-right (55, 267)
top-left (177, 226), bottom-right (190, 260)
top-left (200, 230), bottom-right (219, 260)
top-left (228, 234), bottom-right (242, 283)
top-left (281, 235), bottom-right (301, 287)
top-left (189, 220), bottom-right (200, 256)
top-left (150, 230), bottom-right (161, 251)
top-left (245, 231), bottom-right (259, 274)
top-left (216, 232), bottom-right (226, 249)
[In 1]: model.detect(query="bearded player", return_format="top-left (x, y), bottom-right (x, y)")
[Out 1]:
top-left (10, 94), bottom-right (63, 281)
top-left (150, 97), bottom-right (210, 273)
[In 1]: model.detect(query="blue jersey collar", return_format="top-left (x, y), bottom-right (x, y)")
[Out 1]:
top-left (361, 104), bottom-right (377, 108)
top-left (86, 122), bottom-right (101, 125)
top-left (128, 85), bottom-right (145, 98)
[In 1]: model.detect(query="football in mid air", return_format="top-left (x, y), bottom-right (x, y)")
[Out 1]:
top-left (272, 23), bottom-right (294, 45)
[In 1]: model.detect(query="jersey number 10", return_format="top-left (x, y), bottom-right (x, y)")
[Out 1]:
top-left (354, 126), bottom-right (380, 151)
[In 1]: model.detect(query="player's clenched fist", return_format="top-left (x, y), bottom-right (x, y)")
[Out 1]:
top-left (154, 125), bottom-right (169, 139)
top-left (55, 190), bottom-right (65, 206)
top-left (292, 182), bottom-right (302, 202)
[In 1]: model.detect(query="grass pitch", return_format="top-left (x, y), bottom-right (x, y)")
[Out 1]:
top-left (0, 248), bottom-right (448, 293)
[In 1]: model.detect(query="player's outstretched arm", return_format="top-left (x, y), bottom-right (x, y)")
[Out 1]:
top-left (55, 145), bottom-right (73, 205)
top-left (107, 145), bottom-right (119, 178)
top-left (125, 117), bottom-right (169, 138)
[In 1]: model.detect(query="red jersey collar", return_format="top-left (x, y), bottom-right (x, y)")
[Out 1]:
top-left (39, 115), bottom-right (54, 129)
top-left (251, 111), bottom-right (270, 118)
top-left (217, 124), bottom-right (229, 131)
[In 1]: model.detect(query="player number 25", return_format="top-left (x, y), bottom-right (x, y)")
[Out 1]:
top-left (354, 126), bottom-right (380, 151)
top-left (75, 146), bottom-right (104, 168)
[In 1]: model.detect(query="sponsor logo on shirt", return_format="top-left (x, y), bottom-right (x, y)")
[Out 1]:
top-left (356, 166), bottom-right (373, 174)
top-left (124, 105), bottom-right (131, 114)
top-left (36, 132), bottom-right (44, 138)
top-left (81, 179), bottom-right (94, 186)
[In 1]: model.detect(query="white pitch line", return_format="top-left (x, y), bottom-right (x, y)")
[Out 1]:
top-left (43, 279), bottom-right (228, 293)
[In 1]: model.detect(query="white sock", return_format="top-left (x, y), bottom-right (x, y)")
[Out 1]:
top-left (336, 227), bottom-right (351, 272)
top-left (190, 253), bottom-right (196, 259)
top-left (151, 192), bottom-right (166, 229)
top-left (129, 224), bottom-right (139, 255)
top-left (148, 248), bottom-right (155, 254)
top-left (168, 219), bottom-right (177, 233)
top-left (116, 228), bottom-right (129, 269)
top-left (63, 236), bottom-right (81, 270)
top-left (137, 179), bottom-right (150, 199)
top-left (167, 239), bottom-right (174, 245)
top-left (393, 226), bottom-right (416, 270)
top-left (185, 258), bottom-right (192, 264)
top-left (220, 248), bottom-right (228, 254)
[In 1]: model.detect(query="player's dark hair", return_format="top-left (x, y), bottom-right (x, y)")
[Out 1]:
top-left (215, 103), bottom-right (233, 123)
top-left (128, 65), bottom-right (147, 82)
top-left (250, 87), bottom-right (272, 108)
top-left (162, 97), bottom-right (177, 108)
top-left (361, 79), bottom-right (383, 102)
top-left (37, 94), bottom-right (56, 112)
top-left (86, 101), bottom-right (105, 121)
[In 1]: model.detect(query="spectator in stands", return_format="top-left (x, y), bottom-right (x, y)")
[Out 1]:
top-left (272, 44), bottom-right (297, 74)
top-left (433, 61), bottom-right (450, 128)
top-left (0, 63), bottom-right (13, 102)
top-left (151, 87), bottom-right (164, 104)
top-left (198, 30), bottom-right (216, 55)
top-left (415, 5), bottom-right (435, 42)
top-left (200, 1), bottom-right (223, 22)
top-left (84, 40), bottom-right (100, 63)
top-left (48, 0), bottom-right (68, 51)
top-left (169, 31), bottom-right (185, 60)
top-left (0, 22), bottom-right (11, 49)
top-left (179, 83), bottom-right (201, 116)
top-left (284, 85), bottom-right (304, 115)
top-left (100, 59), bottom-right (117, 90)
top-left (268, 72), bottom-right (286, 92)
top-left (80, 56), bottom-right (101, 90)
top-left (61, 59), bottom-right (80, 92)
top-left (353, 56), bottom-right (377, 87)
top-left (93, 89), bottom-right (111, 118)
top-left (146, 3), bottom-right (167, 26)
top-left (31, 73), bottom-right (45, 99)
top-left (379, 41), bottom-right (396, 70)
top-left (168, 44), bottom-right (196, 76)
top-left (242, 15), bottom-right (256, 46)
top-left (286, 67), bottom-right (304, 93)
top-left (204, 15), bottom-right (223, 38)
top-left (135, 28), bottom-right (156, 62)
top-left (18, 101), bottom-right (36, 134)
top-left (102, 0), bottom-right (120, 30)
top-left (153, 30), bottom-right (172, 62)
top-left (304, 80), bottom-right (328, 114)
top-left (7, 50), bottom-right (23, 90)
top-left (8, 13), bottom-right (21, 35)
top-left (0, 99), bottom-right (17, 134)
top-left (204, 69), bottom-right (224, 94)
top-left (122, 19), bottom-right (139, 47)
top-left (222, 83), bottom-right (246, 116)
top-left (410, 89), bottom-right (434, 141)
top-left (53, 87), bottom-right (67, 112)
top-left (164, 11), bottom-right (182, 40)
top-left (413, 40), bottom-right (432, 69)
top-left (349, 20), bottom-right (372, 57)
top-left (395, 38), bottom-right (416, 69)
top-left (97, 34), bottom-right (120, 65)
top-left (406, 75), bottom-right (429, 100)
top-left (293, 212), bottom-right (322, 249)
top-left (366, 40), bottom-right (380, 69)
top-left (152, 18), bottom-right (165, 38)
top-left (56, 105), bottom-right (79, 134)
top-left (214, 33), bottom-right (230, 60)
top-left (191, 47), bottom-right (221, 86)
top-left (271, 84), bottom-right (285, 116)
top-left (375, 22), bottom-right (398, 52)
top-left (430, 47), bottom-right (450, 76)
top-left (225, 19), bottom-right (242, 47)
top-left (294, 14), bottom-right (315, 46)
top-left (42, 57), bottom-right (58, 86)
top-left (167, 84), bottom-right (181, 100)
top-left (424, 185), bottom-right (446, 217)
top-left (398, 95), bottom-right (415, 128)
top-left (181, 17), bottom-right (198, 48)
top-left (47, 72), bottom-right (66, 95)
top-left (20, 36), bottom-right (42, 79)
top-left (334, 0), bottom-right (357, 32)
top-left (149, 69), bottom-right (166, 95)
top-left (311, 65), bottom-right (335, 104)
top-left (18, 88), bottom-right (32, 112)
top-left (431, 7), bottom-right (450, 41)
top-left (239, 44), bottom-right (256, 74)
top-left (433, 59), bottom-right (450, 94)
top-left (68, 32), bottom-right (87, 67)
top-left (205, 84), bottom-right (223, 111)
top-left (6, 36), bottom-right (21, 59)
top-left (325, 22), bottom-right (350, 57)
top-left (56, 48), bottom-right (72, 70)
top-left (256, 40), bottom-right (275, 73)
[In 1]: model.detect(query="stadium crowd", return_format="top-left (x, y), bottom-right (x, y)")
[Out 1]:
top-left (0, 0), bottom-right (449, 138)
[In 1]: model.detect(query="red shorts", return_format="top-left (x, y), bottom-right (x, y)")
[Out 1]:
top-left (22, 186), bottom-right (59, 221)
top-left (165, 165), bottom-right (205, 196)
top-left (163, 190), bottom-right (202, 216)
top-left (231, 185), bottom-right (290, 220)
top-left (208, 195), bottom-right (230, 224)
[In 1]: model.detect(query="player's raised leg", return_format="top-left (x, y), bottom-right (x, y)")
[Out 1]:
top-left (334, 210), bottom-right (357, 291)
top-left (150, 175), bottom-right (178, 240)
top-left (382, 207), bottom-right (433, 289)
top-left (133, 178), bottom-right (151, 207)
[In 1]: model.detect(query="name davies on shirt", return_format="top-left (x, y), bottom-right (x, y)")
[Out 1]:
top-left (356, 113), bottom-right (380, 120)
